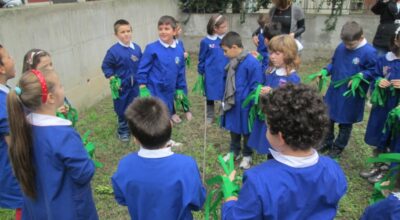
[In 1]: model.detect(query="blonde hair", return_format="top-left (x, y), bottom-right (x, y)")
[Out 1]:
top-left (272, 0), bottom-right (292, 9)
top-left (7, 68), bottom-right (57, 198)
top-left (268, 35), bottom-right (300, 73)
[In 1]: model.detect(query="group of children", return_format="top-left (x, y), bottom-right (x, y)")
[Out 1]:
top-left (0, 9), bottom-right (400, 220)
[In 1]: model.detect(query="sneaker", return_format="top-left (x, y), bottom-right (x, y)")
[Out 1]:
top-left (171, 114), bottom-right (182, 124)
top-left (368, 171), bottom-right (386, 184)
top-left (168, 139), bottom-right (183, 148)
top-left (328, 146), bottom-right (344, 159)
top-left (118, 134), bottom-right (130, 143)
top-left (316, 144), bottom-right (331, 153)
top-left (223, 152), bottom-right (241, 162)
top-left (185, 112), bottom-right (193, 121)
top-left (239, 156), bottom-right (252, 169)
top-left (360, 166), bottom-right (381, 179)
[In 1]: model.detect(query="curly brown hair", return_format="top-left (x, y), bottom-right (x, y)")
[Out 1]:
top-left (261, 83), bottom-right (329, 151)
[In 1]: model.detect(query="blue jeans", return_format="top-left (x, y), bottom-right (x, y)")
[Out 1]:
top-left (324, 120), bottom-right (353, 149)
top-left (117, 116), bottom-right (130, 138)
top-left (230, 132), bottom-right (253, 157)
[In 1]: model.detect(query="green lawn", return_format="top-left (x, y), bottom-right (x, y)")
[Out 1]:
top-left (0, 55), bottom-right (374, 219)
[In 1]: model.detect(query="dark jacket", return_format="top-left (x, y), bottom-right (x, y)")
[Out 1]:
top-left (372, 0), bottom-right (400, 49)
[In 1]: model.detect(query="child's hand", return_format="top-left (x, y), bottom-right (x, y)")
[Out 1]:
top-left (58, 105), bottom-right (68, 114)
top-left (250, 50), bottom-right (259, 57)
top-left (289, 33), bottom-right (295, 38)
top-left (184, 52), bottom-right (189, 59)
top-left (228, 170), bottom-right (236, 181)
top-left (252, 35), bottom-right (259, 47)
top-left (379, 79), bottom-right (391, 88)
top-left (391, 79), bottom-right (400, 89)
top-left (261, 86), bottom-right (272, 94)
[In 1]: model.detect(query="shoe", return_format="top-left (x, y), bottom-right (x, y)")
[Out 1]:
top-left (239, 156), bottom-right (252, 169)
top-left (360, 166), bottom-right (381, 179)
top-left (118, 134), bottom-right (130, 143)
top-left (171, 114), bottom-right (182, 124)
top-left (185, 112), bottom-right (193, 121)
top-left (368, 171), bottom-right (386, 184)
top-left (328, 146), bottom-right (344, 159)
top-left (316, 144), bottom-right (331, 153)
top-left (223, 152), bottom-right (241, 162)
top-left (168, 139), bottom-right (183, 148)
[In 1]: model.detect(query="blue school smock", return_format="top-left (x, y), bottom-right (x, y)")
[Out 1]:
top-left (361, 193), bottom-right (400, 220)
top-left (222, 155), bottom-right (347, 220)
top-left (111, 149), bottom-right (206, 220)
top-left (324, 40), bottom-right (377, 124)
top-left (221, 54), bottom-right (264, 135)
top-left (198, 35), bottom-right (229, 100)
top-left (176, 39), bottom-right (189, 94)
top-left (101, 42), bottom-right (142, 118)
top-left (365, 52), bottom-right (400, 150)
top-left (136, 40), bottom-right (187, 114)
top-left (257, 32), bottom-right (269, 71)
top-left (248, 69), bottom-right (301, 154)
top-left (0, 85), bottom-right (23, 209)
top-left (22, 113), bottom-right (98, 220)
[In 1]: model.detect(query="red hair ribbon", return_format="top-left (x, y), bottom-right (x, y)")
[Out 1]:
top-left (31, 69), bottom-right (48, 103)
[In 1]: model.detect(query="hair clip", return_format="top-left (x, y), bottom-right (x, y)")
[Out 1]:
top-left (28, 50), bottom-right (44, 65)
top-left (214, 15), bottom-right (223, 25)
top-left (14, 86), bottom-right (22, 95)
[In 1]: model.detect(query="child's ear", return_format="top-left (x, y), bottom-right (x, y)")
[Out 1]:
top-left (0, 65), bottom-right (5, 75)
top-left (277, 132), bottom-right (286, 146)
top-left (46, 92), bottom-right (56, 105)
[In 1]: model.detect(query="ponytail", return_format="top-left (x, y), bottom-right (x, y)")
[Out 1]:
top-left (7, 90), bottom-right (36, 198)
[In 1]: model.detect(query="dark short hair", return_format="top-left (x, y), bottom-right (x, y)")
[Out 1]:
top-left (158, 15), bottom-right (177, 29)
top-left (125, 97), bottom-right (172, 149)
top-left (207, 14), bottom-right (227, 35)
top-left (257, 14), bottom-right (269, 27)
top-left (114, 19), bottom-right (131, 34)
top-left (221, 31), bottom-right (243, 48)
top-left (340, 21), bottom-right (363, 42)
top-left (261, 84), bottom-right (329, 151)
top-left (263, 22), bottom-right (283, 40)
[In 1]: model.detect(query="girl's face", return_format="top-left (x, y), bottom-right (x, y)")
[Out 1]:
top-left (158, 24), bottom-right (176, 45)
top-left (0, 48), bottom-right (16, 79)
top-left (269, 51), bottom-right (285, 68)
top-left (37, 55), bottom-right (53, 71)
top-left (48, 73), bottom-right (65, 109)
top-left (214, 21), bottom-right (228, 36)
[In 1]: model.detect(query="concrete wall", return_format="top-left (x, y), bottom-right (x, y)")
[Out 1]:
top-left (0, 0), bottom-right (179, 109)
top-left (182, 13), bottom-right (380, 62)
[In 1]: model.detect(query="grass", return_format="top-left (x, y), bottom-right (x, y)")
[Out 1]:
top-left (0, 55), bottom-right (374, 219)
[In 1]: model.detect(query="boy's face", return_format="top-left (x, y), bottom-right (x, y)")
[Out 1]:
top-left (221, 45), bottom-right (242, 59)
top-left (158, 24), bottom-right (175, 45)
top-left (115, 24), bottom-right (132, 45)
top-left (0, 48), bottom-right (16, 80)
top-left (343, 37), bottom-right (363, 50)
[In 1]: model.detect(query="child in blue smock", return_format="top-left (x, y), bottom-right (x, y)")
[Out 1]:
top-left (220, 31), bottom-right (264, 169)
top-left (360, 170), bottom-right (400, 220)
top-left (0, 44), bottom-right (23, 219)
top-left (137, 15), bottom-right (187, 124)
top-left (221, 84), bottom-right (347, 220)
top-left (197, 14), bottom-right (229, 123)
top-left (248, 32), bottom-right (301, 156)
top-left (173, 22), bottom-right (193, 122)
top-left (251, 14), bottom-right (269, 70)
top-left (102, 19), bottom-right (142, 142)
top-left (361, 28), bottom-right (400, 183)
top-left (111, 97), bottom-right (206, 220)
top-left (319, 21), bottom-right (377, 158)
top-left (7, 68), bottom-right (98, 220)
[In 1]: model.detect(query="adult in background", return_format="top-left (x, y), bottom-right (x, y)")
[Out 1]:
top-left (252, 0), bottom-right (305, 46)
top-left (371, 0), bottom-right (400, 56)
